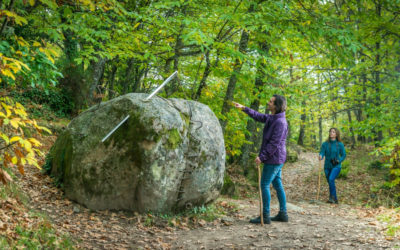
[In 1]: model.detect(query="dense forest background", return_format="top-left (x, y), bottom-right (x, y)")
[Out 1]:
top-left (0, 0), bottom-right (399, 197)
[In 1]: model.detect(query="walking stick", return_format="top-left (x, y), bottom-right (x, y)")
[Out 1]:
top-left (257, 163), bottom-right (264, 226)
top-left (316, 159), bottom-right (322, 200)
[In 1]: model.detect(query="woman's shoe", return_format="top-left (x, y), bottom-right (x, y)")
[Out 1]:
top-left (327, 197), bottom-right (339, 204)
top-left (271, 211), bottom-right (289, 222)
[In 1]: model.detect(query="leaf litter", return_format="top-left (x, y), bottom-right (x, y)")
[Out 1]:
top-left (1, 136), bottom-right (399, 249)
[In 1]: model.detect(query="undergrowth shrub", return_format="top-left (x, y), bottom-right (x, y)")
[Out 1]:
top-left (11, 88), bottom-right (74, 118)
top-left (338, 160), bottom-right (350, 179)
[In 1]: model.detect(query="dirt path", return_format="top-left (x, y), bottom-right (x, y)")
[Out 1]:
top-left (19, 151), bottom-right (399, 249)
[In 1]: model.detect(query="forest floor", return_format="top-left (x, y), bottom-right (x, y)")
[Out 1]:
top-left (6, 136), bottom-right (399, 249)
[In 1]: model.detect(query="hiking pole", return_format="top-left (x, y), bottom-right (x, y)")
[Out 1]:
top-left (257, 163), bottom-right (264, 226)
top-left (143, 71), bottom-right (178, 101)
top-left (101, 115), bottom-right (130, 143)
top-left (316, 159), bottom-right (322, 200)
top-left (101, 71), bottom-right (178, 143)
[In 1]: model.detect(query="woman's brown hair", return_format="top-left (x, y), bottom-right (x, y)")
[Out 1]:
top-left (326, 127), bottom-right (341, 142)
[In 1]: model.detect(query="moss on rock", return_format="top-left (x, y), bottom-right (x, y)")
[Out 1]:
top-left (166, 128), bottom-right (182, 149)
top-left (48, 131), bottom-right (73, 186)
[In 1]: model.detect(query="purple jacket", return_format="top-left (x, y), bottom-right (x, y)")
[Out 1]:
top-left (243, 107), bottom-right (288, 164)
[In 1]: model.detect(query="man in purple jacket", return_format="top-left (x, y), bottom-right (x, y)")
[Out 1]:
top-left (233, 95), bottom-right (288, 224)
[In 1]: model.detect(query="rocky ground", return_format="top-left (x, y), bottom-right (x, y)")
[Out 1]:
top-left (16, 150), bottom-right (400, 249)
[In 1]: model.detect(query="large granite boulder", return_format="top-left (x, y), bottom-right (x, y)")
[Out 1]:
top-left (48, 93), bottom-right (225, 213)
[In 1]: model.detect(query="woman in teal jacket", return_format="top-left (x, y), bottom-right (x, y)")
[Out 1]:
top-left (319, 128), bottom-right (346, 204)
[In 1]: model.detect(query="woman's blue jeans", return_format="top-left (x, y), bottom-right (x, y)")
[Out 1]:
top-left (324, 167), bottom-right (341, 200)
top-left (260, 164), bottom-right (287, 215)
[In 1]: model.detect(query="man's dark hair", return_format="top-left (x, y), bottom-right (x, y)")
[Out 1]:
top-left (273, 94), bottom-right (287, 113)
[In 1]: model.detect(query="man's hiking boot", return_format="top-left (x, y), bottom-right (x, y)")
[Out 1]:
top-left (249, 214), bottom-right (270, 224)
top-left (270, 211), bottom-right (289, 222)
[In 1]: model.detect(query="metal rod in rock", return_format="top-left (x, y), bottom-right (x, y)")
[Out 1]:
top-left (101, 115), bottom-right (130, 143)
top-left (144, 71), bottom-right (178, 101)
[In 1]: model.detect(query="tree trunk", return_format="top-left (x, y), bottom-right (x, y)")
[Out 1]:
top-left (59, 26), bottom-right (86, 114)
top-left (193, 50), bottom-right (212, 100)
top-left (318, 116), bottom-right (322, 147)
top-left (108, 63), bottom-right (118, 100)
top-left (122, 58), bottom-right (135, 94)
top-left (347, 110), bottom-right (356, 149)
top-left (374, 41), bottom-right (383, 142)
top-left (88, 57), bottom-right (107, 105)
top-left (297, 101), bottom-right (306, 146)
top-left (220, 28), bottom-right (250, 132)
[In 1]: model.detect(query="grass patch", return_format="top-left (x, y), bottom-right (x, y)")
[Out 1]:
top-left (140, 199), bottom-right (240, 228)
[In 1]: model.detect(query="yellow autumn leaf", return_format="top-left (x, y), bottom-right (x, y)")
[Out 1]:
top-left (1, 134), bottom-right (9, 144)
top-left (15, 102), bottom-right (24, 109)
top-left (33, 41), bottom-right (41, 47)
top-left (133, 23), bottom-right (140, 29)
top-left (27, 156), bottom-right (38, 166)
top-left (10, 136), bottom-right (21, 143)
top-left (9, 64), bottom-right (21, 73)
top-left (16, 38), bottom-right (26, 46)
top-left (1, 68), bottom-right (16, 80)
top-left (23, 140), bottom-right (32, 152)
top-left (48, 48), bottom-right (59, 57)
top-left (14, 107), bottom-right (28, 118)
top-left (10, 118), bottom-right (21, 129)
top-left (28, 138), bottom-right (41, 147)
top-left (29, 0), bottom-right (35, 6)
top-left (1, 10), bottom-right (16, 18)
top-left (12, 156), bottom-right (18, 165)
top-left (28, 157), bottom-right (40, 169)
top-left (16, 61), bottom-right (30, 71)
top-left (36, 125), bottom-right (52, 134)
top-left (33, 148), bottom-right (44, 157)
top-left (2, 103), bottom-right (12, 118)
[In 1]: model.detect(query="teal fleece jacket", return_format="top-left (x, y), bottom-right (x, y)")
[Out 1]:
top-left (319, 140), bottom-right (346, 169)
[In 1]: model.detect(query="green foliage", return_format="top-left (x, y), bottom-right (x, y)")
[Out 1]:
top-left (0, 37), bottom-right (62, 89)
top-left (369, 160), bottom-right (384, 170)
top-left (338, 160), bottom-right (350, 179)
top-left (380, 139), bottom-right (400, 191)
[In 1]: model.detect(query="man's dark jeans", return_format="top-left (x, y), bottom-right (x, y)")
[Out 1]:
top-left (261, 164), bottom-right (287, 215)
